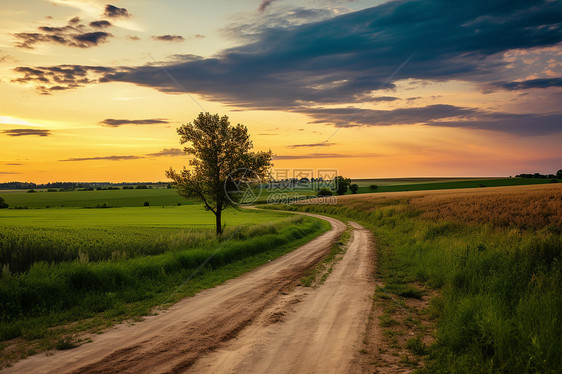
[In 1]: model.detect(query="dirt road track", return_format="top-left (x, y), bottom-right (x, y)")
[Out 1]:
top-left (188, 221), bottom-right (375, 374)
top-left (3, 214), bottom-right (375, 374)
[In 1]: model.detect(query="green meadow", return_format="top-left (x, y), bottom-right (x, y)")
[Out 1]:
top-left (0, 188), bottom-right (184, 208)
top-left (0, 194), bottom-right (329, 364)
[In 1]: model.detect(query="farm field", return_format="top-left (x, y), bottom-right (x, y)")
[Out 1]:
top-left (268, 184), bottom-right (562, 373)
top-left (0, 204), bottom-right (289, 228)
top-left (352, 177), bottom-right (486, 187)
top-left (0, 177), bottom-right (554, 209)
top-left (0, 188), bottom-right (185, 208)
top-left (353, 177), bottom-right (556, 194)
top-left (0, 199), bottom-right (329, 366)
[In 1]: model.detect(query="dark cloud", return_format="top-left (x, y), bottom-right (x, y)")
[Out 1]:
top-left (370, 96), bottom-right (400, 102)
top-left (104, 4), bottom-right (130, 18)
top-left (14, 17), bottom-right (113, 49)
top-left (72, 31), bottom-right (112, 46)
top-left (300, 104), bottom-right (562, 135)
top-left (152, 35), bottom-right (185, 42)
top-left (99, 0), bottom-right (562, 111)
top-left (300, 104), bottom-right (476, 127)
top-left (89, 20), bottom-right (112, 29)
top-left (424, 112), bottom-right (562, 136)
top-left (146, 148), bottom-right (184, 157)
top-left (60, 155), bottom-right (142, 162)
top-left (126, 35), bottom-right (140, 41)
top-left (99, 118), bottom-right (169, 127)
top-left (12, 0), bottom-right (562, 136)
top-left (2, 129), bottom-right (51, 137)
top-left (259, 0), bottom-right (277, 13)
top-left (0, 172), bottom-right (22, 175)
top-left (12, 65), bottom-right (114, 94)
top-left (4, 163), bottom-right (22, 165)
top-left (486, 77), bottom-right (562, 92)
top-left (288, 142), bottom-right (335, 148)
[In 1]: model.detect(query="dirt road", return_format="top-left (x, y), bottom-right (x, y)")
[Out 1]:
top-left (4, 214), bottom-right (375, 374)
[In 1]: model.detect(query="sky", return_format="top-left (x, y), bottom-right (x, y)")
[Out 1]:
top-left (0, 0), bottom-right (561, 183)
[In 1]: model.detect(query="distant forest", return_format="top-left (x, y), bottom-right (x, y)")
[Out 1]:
top-left (0, 181), bottom-right (170, 190)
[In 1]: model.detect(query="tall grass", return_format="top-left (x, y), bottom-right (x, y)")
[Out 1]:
top-left (0, 216), bottom-right (328, 343)
top-left (0, 218), bottom-right (300, 273)
top-left (268, 185), bottom-right (562, 373)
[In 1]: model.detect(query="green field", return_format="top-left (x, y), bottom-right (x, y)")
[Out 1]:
top-left (0, 204), bottom-right (288, 228)
top-left (0, 188), bottom-right (184, 208)
top-left (0, 194), bottom-right (330, 364)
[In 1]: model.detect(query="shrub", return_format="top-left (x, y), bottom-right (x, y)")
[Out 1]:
top-left (349, 184), bottom-right (359, 194)
top-left (370, 184), bottom-right (378, 190)
top-left (144, 201), bottom-right (150, 207)
top-left (317, 187), bottom-right (333, 197)
top-left (0, 197), bottom-right (8, 209)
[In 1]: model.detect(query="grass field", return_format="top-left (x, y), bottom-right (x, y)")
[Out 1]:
top-left (268, 184), bottom-right (562, 373)
top-left (0, 188), bottom-right (184, 208)
top-left (0, 200), bottom-right (329, 365)
top-left (0, 204), bottom-right (288, 228)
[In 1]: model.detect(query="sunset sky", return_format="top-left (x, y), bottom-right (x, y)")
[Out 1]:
top-left (1, 0), bottom-right (561, 183)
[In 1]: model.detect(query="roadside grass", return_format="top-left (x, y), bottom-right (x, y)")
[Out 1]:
top-left (0, 215), bottom-right (330, 366)
top-left (300, 227), bottom-right (351, 287)
top-left (265, 184), bottom-right (562, 373)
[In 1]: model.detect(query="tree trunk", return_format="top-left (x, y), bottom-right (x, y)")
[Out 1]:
top-left (215, 210), bottom-right (222, 235)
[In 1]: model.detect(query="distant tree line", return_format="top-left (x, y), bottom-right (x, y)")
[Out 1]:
top-left (0, 181), bottom-right (170, 190)
top-left (516, 169), bottom-right (562, 179)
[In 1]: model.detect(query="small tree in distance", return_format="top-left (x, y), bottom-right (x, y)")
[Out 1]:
top-left (334, 176), bottom-right (351, 195)
top-left (349, 184), bottom-right (359, 194)
top-left (166, 113), bottom-right (273, 235)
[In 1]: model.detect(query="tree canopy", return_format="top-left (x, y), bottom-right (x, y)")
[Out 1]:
top-left (166, 112), bottom-right (273, 234)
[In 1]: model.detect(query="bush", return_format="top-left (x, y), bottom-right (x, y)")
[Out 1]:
top-left (27, 189), bottom-right (37, 193)
top-left (0, 197), bottom-right (8, 209)
top-left (370, 185), bottom-right (378, 190)
top-left (144, 201), bottom-right (150, 206)
top-left (317, 188), bottom-right (333, 197)
top-left (349, 184), bottom-right (359, 194)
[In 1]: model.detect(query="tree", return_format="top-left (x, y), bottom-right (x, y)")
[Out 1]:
top-left (317, 187), bottom-right (333, 197)
top-left (334, 176), bottom-right (351, 195)
top-left (557, 169), bottom-right (562, 179)
top-left (349, 184), bottom-right (359, 194)
top-left (0, 197), bottom-right (8, 209)
top-left (166, 113), bottom-right (273, 235)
